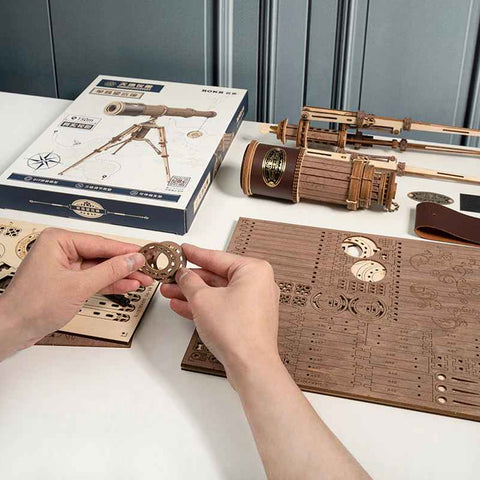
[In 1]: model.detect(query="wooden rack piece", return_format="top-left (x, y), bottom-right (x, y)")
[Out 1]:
top-left (182, 217), bottom-right (480, 422)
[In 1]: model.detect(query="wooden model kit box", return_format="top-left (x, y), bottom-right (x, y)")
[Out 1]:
top-left (0, 75), bottom-right (248, 234)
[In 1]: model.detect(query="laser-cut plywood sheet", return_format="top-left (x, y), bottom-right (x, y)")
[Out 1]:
top-left (0, 218), bottom-right (159, 344)
top-left (182, 217), bottom-right (480, 421)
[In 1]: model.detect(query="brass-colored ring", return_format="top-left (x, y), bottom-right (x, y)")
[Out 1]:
top-left (240, 140), bottom-right (259, 196)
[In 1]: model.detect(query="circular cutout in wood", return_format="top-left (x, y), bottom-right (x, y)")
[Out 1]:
top-left (351, 260), bottom-right (386, 283)
top-left (139, 241), bottom-right (186, 283)
top-left (342, 236), bottom-right (379, 258)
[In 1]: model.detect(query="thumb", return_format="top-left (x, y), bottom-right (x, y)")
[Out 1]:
top-left (80, 252), bottom-right (145, 294)
top-left (176, 268), bottom-right (208, 301)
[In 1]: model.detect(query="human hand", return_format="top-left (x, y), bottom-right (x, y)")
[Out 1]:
top-left (1, 228), bottom-right (152, 347)
top-left (160, 244), bottom-right (280, 383)
top-left (163, 245), bottom-right (371, 480)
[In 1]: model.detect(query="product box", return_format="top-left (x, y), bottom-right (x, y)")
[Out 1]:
top-left (0, 75), bottom-right (247, 234)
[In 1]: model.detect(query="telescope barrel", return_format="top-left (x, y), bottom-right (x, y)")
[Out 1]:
top-left (104, 102), bottom-right (217, 118)
top-left (241, 141), bottom-right (398, 211)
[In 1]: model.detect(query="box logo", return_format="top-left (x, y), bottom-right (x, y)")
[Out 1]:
top-left (96, 79), bottom-right (164, 93)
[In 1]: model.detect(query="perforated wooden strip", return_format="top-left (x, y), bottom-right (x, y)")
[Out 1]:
top-left (182, 217), bottom-right (480, 422)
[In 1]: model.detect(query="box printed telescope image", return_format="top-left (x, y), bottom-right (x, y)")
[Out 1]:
top-left (0, 75), bottom-right (248, 234)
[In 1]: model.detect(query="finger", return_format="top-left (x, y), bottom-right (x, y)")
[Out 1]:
top-left (194, 268), bottom-right (228, 287)
top-left (81, 252), bottom-right (145, 295)
top-left (63, 231), bottom-right (141, 260)
top-left (161, 283), bottom-right (186, 301)
top-left (125, 270), bottom-right (154, 286)
top-left (182, 244), bottom-right (246, 278)
top-left (175, 268), bottom-right (208, 301)
top-left (169, 298), bottom-right (194, 320)
top-left (100, 279), bottom-right (141, 295)
top-left (160, 267), bottom-right (226, 301)
top-left (81, 260), bottom-right (153, 286)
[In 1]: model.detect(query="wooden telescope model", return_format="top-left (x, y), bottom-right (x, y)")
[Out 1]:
top-left (241, 141), bottom-right (480, 212)
top-left (266, 106), bottom-right (480, 157)
top-left (58, 102), bottom-right (217, 180)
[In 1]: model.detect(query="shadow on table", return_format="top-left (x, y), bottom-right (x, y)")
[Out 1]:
top-left (214, 163), bottom-right (244, 199)
top-left (132, 301), bottom-right (263, 479)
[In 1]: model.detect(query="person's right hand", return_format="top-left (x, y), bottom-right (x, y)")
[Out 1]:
top-left (163, 245), bottom-right (371, 480)
top-left (160, 244), bottom-right (280, 382)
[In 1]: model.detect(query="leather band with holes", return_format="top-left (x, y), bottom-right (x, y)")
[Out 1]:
top-left (139, 241), bottom-right (186, 282)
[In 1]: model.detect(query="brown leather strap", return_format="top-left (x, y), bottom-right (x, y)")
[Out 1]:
top-left (415, 202), bottom-right (480, 246)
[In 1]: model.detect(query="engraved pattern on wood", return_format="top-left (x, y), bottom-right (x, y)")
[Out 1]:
top-left (182, 218), bottom-right (480, 421)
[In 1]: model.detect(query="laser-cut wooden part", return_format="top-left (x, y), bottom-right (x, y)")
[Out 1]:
top-left (36, 332), bottom-right (131, 348)
top-left (241, 141), bottom-right (398, 211)
top-left (268, 118), bottom-right (480, 157)
top-left (139, 241), bottom-right (185, 282)
top-left (242, 142), bottom-right (480, 213)
top-left (0, 217), bottom-right (159, 344)
top-left (182, 217), bottom-right (480, 422)
top-left (301, 106), bottom-right (480, 137)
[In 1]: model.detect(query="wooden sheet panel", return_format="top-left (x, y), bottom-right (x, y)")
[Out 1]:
top-left (182, 217), bottom-right (480, 421)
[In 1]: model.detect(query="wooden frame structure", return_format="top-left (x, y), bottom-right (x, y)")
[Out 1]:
top-left (265, 106), bottom-right (480, 157)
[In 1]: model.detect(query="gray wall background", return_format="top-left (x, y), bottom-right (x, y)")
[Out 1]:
top-left (1, 0), bottom-right (479, 146)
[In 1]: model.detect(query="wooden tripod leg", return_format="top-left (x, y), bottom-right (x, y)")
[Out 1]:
top-left (58, 124), bottom-right (139, 175)
top-left (144, 137), bottom-right (171, 183)
top-left (157, 126), bottom-right (171, 182)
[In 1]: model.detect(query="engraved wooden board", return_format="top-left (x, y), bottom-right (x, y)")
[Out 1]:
top-left (182, 217), bottom-right (480, 421)
top-left (0, 218), bottom-right (159, 345)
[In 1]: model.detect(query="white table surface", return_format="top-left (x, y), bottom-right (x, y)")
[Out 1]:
top-left (0, 91), bottom-right (479, 479)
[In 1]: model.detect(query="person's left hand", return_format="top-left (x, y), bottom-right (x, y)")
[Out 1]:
top-left (1, 228), bottom-right (152, 349)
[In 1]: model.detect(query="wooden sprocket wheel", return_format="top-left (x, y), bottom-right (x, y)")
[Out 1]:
top-left (139, 241), bottom-right (186, 283)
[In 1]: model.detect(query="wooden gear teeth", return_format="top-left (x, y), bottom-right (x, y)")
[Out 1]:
top-left (139, 241), bottom-right (186, 282)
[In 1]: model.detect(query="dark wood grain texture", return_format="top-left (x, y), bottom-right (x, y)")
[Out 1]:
top-left (182, 217), bottom-right (480, 422)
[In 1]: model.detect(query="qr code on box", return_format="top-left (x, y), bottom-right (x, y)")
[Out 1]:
top-left (166, 175), bottom-right (191, 192)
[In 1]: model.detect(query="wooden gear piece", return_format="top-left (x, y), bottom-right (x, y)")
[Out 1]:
top-left (241, 141), bottom-right (398, 211)
top-left (182, 217), bottom-right (480, 422)
top-left (139, 241), bottom-right (186, 282)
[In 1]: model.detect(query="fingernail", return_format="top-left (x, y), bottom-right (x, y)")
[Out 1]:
top-left (175, 267), bottom-right (189, 283)
top-left (126, 253), bottom-right (145, 271)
